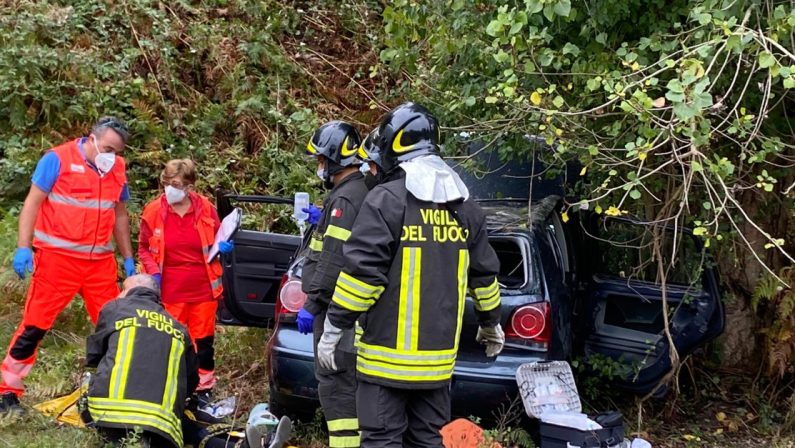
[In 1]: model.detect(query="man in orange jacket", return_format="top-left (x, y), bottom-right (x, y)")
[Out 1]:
top-left (1, 117), bottom-right (136, 416)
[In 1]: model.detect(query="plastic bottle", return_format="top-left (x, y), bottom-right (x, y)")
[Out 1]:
top-left (293, 192), bottom-right (309, 236)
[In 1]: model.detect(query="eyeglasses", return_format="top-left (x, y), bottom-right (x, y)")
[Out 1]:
top-left (162, 180), bottom-right (189, 189)
top-left (95, 117), bottom-right (129, 136)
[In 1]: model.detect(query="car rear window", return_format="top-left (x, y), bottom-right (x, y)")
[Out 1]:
top-left (489, 236), bottom-right (534, 290)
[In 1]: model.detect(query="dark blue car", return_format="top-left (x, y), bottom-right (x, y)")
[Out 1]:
top-left (214, 158), bottom-right (724, 422)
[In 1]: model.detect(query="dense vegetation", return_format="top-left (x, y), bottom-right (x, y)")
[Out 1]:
top-left (1, 0), bottom-right (794, 444)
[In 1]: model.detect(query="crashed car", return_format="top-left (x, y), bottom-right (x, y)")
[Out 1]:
top-left (215, 154), bottom-right (724, 422)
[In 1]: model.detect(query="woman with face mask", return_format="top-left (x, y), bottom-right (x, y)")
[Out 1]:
top-left (138, 159), bottom-right (232, 405)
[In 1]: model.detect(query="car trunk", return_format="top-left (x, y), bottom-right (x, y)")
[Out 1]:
top-left (456, 234), bottom-right (544, 363)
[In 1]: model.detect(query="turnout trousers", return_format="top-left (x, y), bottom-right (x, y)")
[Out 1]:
top-left (164, 301), bottom-right (218, 392)
top-left (357, 381), bottom-right (451, 448)
top-left (313, 308), bottom-right (359, 448)
top-left (1, 249), bottom-right (119, 396)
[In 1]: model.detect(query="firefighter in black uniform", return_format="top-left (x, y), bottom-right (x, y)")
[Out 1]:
top-left (85, 274), bottom-right (198, 448)
top-left (296, 121), bottom-right (370, 448)
top-left (319, 103), bottom-right (506, 448)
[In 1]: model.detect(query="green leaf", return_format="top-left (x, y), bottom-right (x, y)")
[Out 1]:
top-left (486, 20), bottom-right (503, 37)
top-left (673, 102), bottom-right (698, 121)
top-left (697, 13), bottom-right (712, 25)
top-left (595, 33), bottom-right (607, 45)
top-left (554, 0), bottom-right (571, 17)
top-left (784, 77), bottom-right (795, 89)
top-left (493, 50), bottom-right (511, 64)
top-left (692, 161), bottom-right (703, 172)
top-left (629, 189), bottom-right (642, 200)
top-left (464, 96), bottom-right (476, 107)
top-left (553, 95), bottom-right (565, 108)
top-left (693, 227), bottom-right (708, 236)
top-left (562, 43), bottom-right (580, 56)
top-left (543, 4), bottom-right (555, 21)
top-left (485, 96), bottom-right (498, 104)
top-left (526, 0), bottom-right (543, 14)
top-left (665, 91), bottom-right (686, 103)
top-left (586, 77), bottom-right (601, 91)
top-left (759, 51), bottom-right (777, 69)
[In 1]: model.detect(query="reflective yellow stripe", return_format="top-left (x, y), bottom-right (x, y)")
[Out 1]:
top-left (329, 435), bottom-right (361, 448)
top-left (338, 272), bottom-right (384, 298)
top-left (333, 288), bottom-right (374, 312)
top-left (327, 418), bottom-right (359, 432)
top-left (309, 238), bottom-right (323, 251)
top-left (109, 327), bottom-right (136, 399)
top-left (325, 225), bottom-right (352, 242)
top-left (455, 249), bottom-right (469, 351)
top-left (354, 323), bottom-right (363, 347)
top-left (162, 338), bottom-right (184, 410)
top-left (396, 247), bottom-right (422, 351)
top-left (357, 341), bottom-right (458, 356)
top-left (357, 357), bottom-right (455, 382)
top-left (88, 397), bottom-right (181, 427)
top-left (358, 344), bottom-right (457, 365)
top-left (87, 404), bottom-right (181, 444)
top-left (473, 279), bottom-right (499, 299)
top-left (475, 293), bottom-right (501, 312)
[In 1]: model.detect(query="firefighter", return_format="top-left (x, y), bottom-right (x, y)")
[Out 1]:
top-left (85, 274), bottom-right (198, 448)
top-left (295, 121), bottom-right (370, 448)
top-left (319, 103), bottom-right (506, 448)
top-left (1, 117), bottom-right (136, 416)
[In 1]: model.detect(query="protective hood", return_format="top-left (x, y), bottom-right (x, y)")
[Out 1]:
top-left (399, 155), bottom-right (469, 203)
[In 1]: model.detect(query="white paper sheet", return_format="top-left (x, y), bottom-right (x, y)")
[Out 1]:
top-left (207, 207), bottom-right (241, 262)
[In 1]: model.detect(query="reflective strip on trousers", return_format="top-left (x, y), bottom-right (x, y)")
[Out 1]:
top-left (48, 192), bottom-right (115, 210)
top-left (309, 238), bottom-right (323, 251)
top-left (327, 418), bottom-right (359, 432)
top-left (325, 224), bottom-right (352, 242)
top-left (33, 230), bottom-right (114, 254)
top-left (109, 327), bottom-right (136, 399)
top-left (210, 276), bottom-right (223, 291)
top-left (1, 354), bottom-right (34, 392)
top-left (329, 435), bottom-right (360, 448)
top-left (397, 247), bottom-right (421, 351)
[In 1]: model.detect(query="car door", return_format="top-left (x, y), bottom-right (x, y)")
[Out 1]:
top-left (215, 190), bottom-right (303, 328)
top-left (571, 214), bottom-right (724, 394)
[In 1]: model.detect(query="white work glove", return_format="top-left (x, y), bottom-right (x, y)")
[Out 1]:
top-left (317, 316), bottom-right (344, 370)
top-left (476, 324), bottom-right (505, 357)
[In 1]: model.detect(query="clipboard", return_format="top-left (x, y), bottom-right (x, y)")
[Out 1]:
top-left (207, 207), bottom-right (241, 262)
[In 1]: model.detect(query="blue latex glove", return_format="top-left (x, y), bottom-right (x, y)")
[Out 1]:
top-left (296, 308), bottom-right (315, 335)
top-left (302, 205), bottom-right (321, 225)
top-left (152, 273), bottom-right (162, 286)
top-left (12, 248), bottom-right (34, 280)
top-left (219, 240), bottom-right (235, 254)
top-left (123, 257), bottom-right (136, 278)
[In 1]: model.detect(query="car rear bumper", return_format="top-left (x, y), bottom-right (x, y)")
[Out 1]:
top-left (269, 327), bottom-right (546, 421)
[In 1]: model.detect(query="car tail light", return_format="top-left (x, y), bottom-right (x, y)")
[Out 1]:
top-left (278, 278), bottom-right (307, 313)
top-left (506, 302), bottom-right (551, 343)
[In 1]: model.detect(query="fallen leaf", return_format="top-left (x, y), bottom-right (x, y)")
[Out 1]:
top-left (530, 91), bottom-right (542, 105)
top-left (652, 97), bottom-right (666, 108)
top-left (561, 211), bottom-right (569, 223)
top-left (716, 412), bottom-right (727, 422)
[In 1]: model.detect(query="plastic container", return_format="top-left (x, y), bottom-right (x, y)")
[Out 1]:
top-left (293, 192), bottom-right (309, 222)
top-left (516, 361), bottom-right (625, 448)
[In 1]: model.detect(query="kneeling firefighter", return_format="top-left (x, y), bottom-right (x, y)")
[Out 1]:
top-left (319, 103), bottom-right (506, 448)
top-left (296, 121), bottom-right (370, 448)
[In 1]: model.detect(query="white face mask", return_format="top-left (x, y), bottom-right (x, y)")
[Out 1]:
top-left (92, 138), bottom-right (116, 174)
top-left (165, 185), bottom-right (187, 205)
top-left (316, 168), bottom-right (326, 181)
